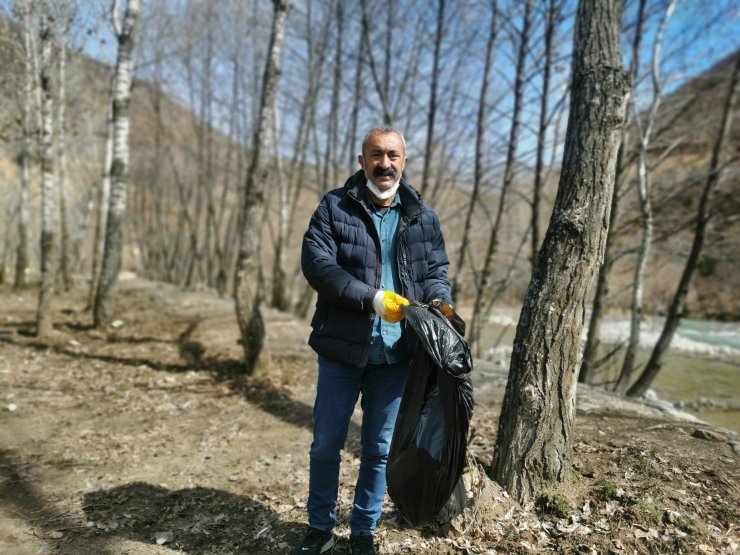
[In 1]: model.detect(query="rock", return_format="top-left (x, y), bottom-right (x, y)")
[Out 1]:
top-left (691, 429), bottom-right (726, 441)
top-left (644, 389), bottom-right (660, 401)
top-left (729, 441), bottom-right (740, 456)
top-left (154, 531), bottom-right (173, 545)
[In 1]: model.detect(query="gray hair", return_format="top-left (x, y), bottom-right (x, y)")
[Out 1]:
top-left (361, 127), bottom-right (407, 156)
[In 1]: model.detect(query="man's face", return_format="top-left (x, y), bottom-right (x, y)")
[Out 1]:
top-left (358, 131), bottom-right (407, 193)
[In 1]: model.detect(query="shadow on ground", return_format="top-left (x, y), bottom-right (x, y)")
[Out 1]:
top-left (81, 482), bottom-right (306, 554)
top-left (0, 448), bottom-right (115, 555)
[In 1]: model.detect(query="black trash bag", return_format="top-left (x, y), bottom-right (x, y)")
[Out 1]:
top-left (386, 302), bottom-right (474, 527)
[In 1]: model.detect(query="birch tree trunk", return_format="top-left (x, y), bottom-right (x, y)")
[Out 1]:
top-left (627, 53), bottom-right (740, 398)
top-left (234, 0), bottom-right (289, 373)
top-left (88, 107), bottom-right (114, 310)
top-left (491, 0), bottom-right (628, 503)
top-left (93, 0), bottom-right (140, 327)
top-left (35, 13), bottom-right (57, 338)
top-left (616, 0), bottom-right (675, 393)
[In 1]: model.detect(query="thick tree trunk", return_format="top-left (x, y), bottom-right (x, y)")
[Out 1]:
top-left (579, 0), bottom-right (648, 384)
top-left (627, 53), bottom-right (740, 398)
top-left (491, 0), bottom-right (628, 503)
top-left (36, 16), bottom-right (57, 338)
top-left (234, 0), bottom-right (289, 373)
top-left (93, 0), bottom-right (140, 327)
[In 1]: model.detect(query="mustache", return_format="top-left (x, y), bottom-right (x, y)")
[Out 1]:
top-left (373, 167), bottom-right (396, 178)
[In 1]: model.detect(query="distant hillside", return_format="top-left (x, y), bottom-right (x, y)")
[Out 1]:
top-left (0, 14), bottom-right (737, 319)
top-left (627, 50), bottom-right (740, 320)
top-left (653, 50), bottom-right (740, 157)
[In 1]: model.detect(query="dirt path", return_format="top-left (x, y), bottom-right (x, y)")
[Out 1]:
top-left (1, 279), bottom-right (738, 554)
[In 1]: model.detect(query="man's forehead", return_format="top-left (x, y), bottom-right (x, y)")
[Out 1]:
top-left (365, 132), bottom-right (404, 151)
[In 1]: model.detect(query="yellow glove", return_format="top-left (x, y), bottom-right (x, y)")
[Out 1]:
top-left (372, 291), bottom-right (410, 323)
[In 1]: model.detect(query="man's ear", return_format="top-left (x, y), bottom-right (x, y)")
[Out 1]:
top-left (357, 154), bottom-right (364, 167)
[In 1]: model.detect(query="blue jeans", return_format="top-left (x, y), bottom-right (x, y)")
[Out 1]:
top-left (307, 355), bottom-right (409, 536)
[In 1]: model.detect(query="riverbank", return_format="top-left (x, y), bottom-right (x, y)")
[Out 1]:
top-left (482, 309), bottom-right (740, 433)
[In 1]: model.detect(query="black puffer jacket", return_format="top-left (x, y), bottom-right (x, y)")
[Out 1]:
top-left (301, 170), bottom-right (452, 368)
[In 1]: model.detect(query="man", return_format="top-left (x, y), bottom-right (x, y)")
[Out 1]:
top-left (293, 128), bottom-right (453, 555)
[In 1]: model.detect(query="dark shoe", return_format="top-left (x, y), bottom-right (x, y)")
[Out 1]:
top-left (291, 527), bottom-right (335, 554)
top-left (349, 534), bottom-right (376, 555)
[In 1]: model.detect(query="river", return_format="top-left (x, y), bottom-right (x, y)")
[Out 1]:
top-left (479, 310), bottom-right (740, 433)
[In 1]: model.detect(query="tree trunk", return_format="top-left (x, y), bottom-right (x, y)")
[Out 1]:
top-left (616, 0), bottom-right (675, 393)
top-left (360, 0), bottom-right (393, 125)
top-left (452, 0), bottom-right (498, 301)
top-left (420, 0), bottom-right (444, 199)
top-left (491, 0), bottom-right (628, 503)
top-left (14, 3), bottom-right (34, 290)
top-left (93, 0), bottom-right (141, 327)
top-left (57, 35), bottom-right (72, 291)
top-left (88, 107), bottom-right (113, 311)
top-left (35, 14), bottom-right (57, 338)
top-left (579, 0), bottom-right (648, 384)
top-left (234, 0), bottom-right (289, 373)
top-left (469, 0), bottom-right (533, 356)
top-left (346, 31), bottom-right (364, 177)
top-left (531, 0), bottom-right (557, 270)
top-left (627, 53), bottom-right (740, 398)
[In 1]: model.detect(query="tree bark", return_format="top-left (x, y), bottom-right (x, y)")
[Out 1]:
top-left (420, 0), bottom-right (444, 199)
top-left (491, 0), bottom-right (628, 503)
top-left (452, 0), bottom-right (498, 301)
top-left (616, 0), bottom-right (675, 392)
top-left (579, 0), bottom-right (647, 384)
top-left (93, 0), bottom-right (141, 327)
top-left (627, 53), bottom-right (740, 398)
top-left (14, 2), bottom-right (34, 290)
top-left (88, 107), bottom-right (113, 311)
top-left (531, 0), bottom-right (557, 270)
top-left (469, 0), bottom-right (533, 356)
top-left (57, 33), bottom-right (72, 291)
top-left (234, 0), bottom-right (289, 373)
top-left (35, 13), bottom-right (57, 338)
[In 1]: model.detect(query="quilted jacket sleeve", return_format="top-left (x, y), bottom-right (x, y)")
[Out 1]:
top-left (421, 211), bottom-right (453, 304)
top-left (301, 195), bottom-right (377, 313)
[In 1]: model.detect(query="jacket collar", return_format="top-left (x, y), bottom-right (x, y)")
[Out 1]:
top-left (344, 169), bottom-right (424, 219)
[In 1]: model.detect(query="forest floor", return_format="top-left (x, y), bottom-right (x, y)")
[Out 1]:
top-left (0, 277), bottom-right (738, 554)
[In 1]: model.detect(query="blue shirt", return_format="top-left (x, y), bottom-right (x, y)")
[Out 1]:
top-left (367, 194), bottom-right (408, 365)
